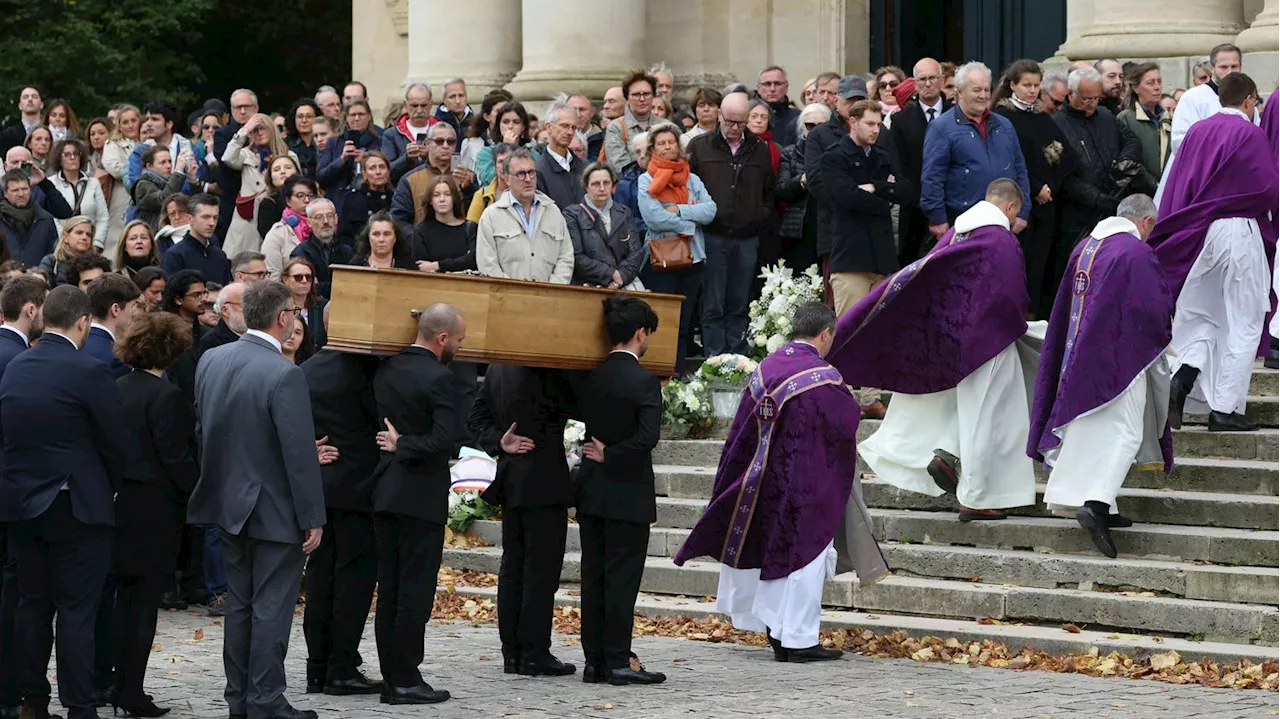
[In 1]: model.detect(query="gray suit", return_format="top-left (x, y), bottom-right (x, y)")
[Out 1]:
top-left (188, 332), bottom-right (326, 719)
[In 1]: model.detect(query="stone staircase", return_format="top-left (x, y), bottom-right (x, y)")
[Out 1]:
top-left (443, 365), bottom-right (1279, 664)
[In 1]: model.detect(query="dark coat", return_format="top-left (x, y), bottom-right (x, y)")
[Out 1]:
top-left (612, 162), bottom-right (647, 236)
top-left (337, 185), bottom-right (394, 246)
top-left (888, 99), bottom-right (953, 205)
top-left (32, 178), bottom-right (75, 220)
top-left (132, 170), bottom-right (187, 232)
top-left (302, 350), bottom-right (382, 512)
top-left (810, 135), bottom-right (906, 275)
top-left (775, 140), bottom-right (809, 241)
top-left (196, 319), bottom-right (240, 361)
top-left (469, 365), bottom-right (579, 510)
top-left (574, 352), bottom-right (661, 524)
top-left (1052, 104), bottom-right (1143, 241)
top-left (686, 130), bottom-right (776, 238)
top-left (370, 346), bottom-right (457, 524)
top-left (291, 238), bottom-right (354, 301)
top-left (411, 218), bottom-right (478, 272)
top-left (995, 99), bottom-right (1070, 201)
top-left (316, 128), bottom-right (381, 211)
top-left (84, 325), bottom-right (129, 379)
top-left (535, 149), bottom-right (587, 212)
top-left (160, 235), bottom-right (232, 285)
top-left (803, 114), bottom-right (852, 257)
top-left (762, 98), bottom-right (801, 148)
top-left (212, 120), bottom-right (243, 238)
top-left (0, 334), bottom-right (128, 526)
top-left (286, 135), bottom-right (318, 178)
top-left (563, 201), bottom-right (644, 287)
top-left (0, 203), bottom-right (58, 268)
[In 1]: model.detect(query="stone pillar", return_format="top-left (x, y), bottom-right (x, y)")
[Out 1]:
top-left (1238, 0), bottom-right (1279, 90)
top-left (354, 0), bottom-right (411, 118)
top-left (402, 0), bottom-right (522, 100)
top-left (505, 0), bottom-right (648, 103)
top-left (1070, 0), bottom-right (1245, 58)
top-left (1049, 0), bottom-right (1095, 62)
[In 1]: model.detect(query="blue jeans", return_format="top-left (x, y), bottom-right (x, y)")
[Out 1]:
top-left (643, 262), bottom-right (706, 378)
top-left (204, 525), bottom-right (228, 596)
top-left (701, 233), bottom-right (758, 356)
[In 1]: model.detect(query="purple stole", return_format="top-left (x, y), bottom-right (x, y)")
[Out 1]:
top-left (1061, 232), bottom-right (1106, 370)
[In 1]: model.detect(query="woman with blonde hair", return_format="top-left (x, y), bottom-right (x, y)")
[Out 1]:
top-left (37, 215), bottom-right (96, 283)
top-left (221, 113), bottom-right (297, 258)
top-left (114, 220), bottom-right (161, 279)
top-left (102, 104), bottom-right (143, 243)
top-left (873, 65), bottom-right (907, 123)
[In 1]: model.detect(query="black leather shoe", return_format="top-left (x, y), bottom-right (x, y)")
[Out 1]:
top-left (260, 708), bottom-right (316, 719)
top-left (304, 680), bottom-right (323, 695)
top-left (1168, 377), bottom-right (1190, 430)
top-left (518, 656), bottom-right (576, 677)
top-left (381, 684), bottom-right (450, 705)
top-left (779, 645), bottom-right (843, 663)
top-left (582, 664), bottom-right (608, 683)
top-left (1208, 411), bottom-right (1258, 432)
top-left (1076, 505), bottom-right (1118, 558)
top-left (19, 699), bottom-right (62, 719)
top-left (608, 667), bottom-right (667, 685)
top-left (323, 672), bottom-right (382, 696)
top-left (111, 699), bottom-right (169, 717)
top-left (1266, 345), bottom-right (1279, 370)
top-left (764, 627), bottom-right (786, 661)
top-left (927, 451), bottom-right (959, 495)
top-left (503, 657), bottom-right (519, 675)
top-left (1106, 513), bottom-right (1134, 529)
top-left (157, 590), bottom-right (188, 611)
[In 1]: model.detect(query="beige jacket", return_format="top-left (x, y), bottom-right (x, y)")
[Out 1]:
top-left (476, 190), bottom-right (575, 284)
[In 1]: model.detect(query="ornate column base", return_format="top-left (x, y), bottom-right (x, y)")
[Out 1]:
top-left (505, 69), bottom-right (634, 105)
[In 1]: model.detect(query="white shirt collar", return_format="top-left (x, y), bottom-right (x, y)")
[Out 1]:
top-left (547, 146), bottom-right (572, 171)
top-left (90, 322), bottom-right (115, 342)
top-left (1089, 216), bottom-right (1141, 240)
top-left (610, 348), bottom-right (639, 360)
top-left (43, 330), bottom-right (79, 349)
top-left (920, 97), bottom-right (944, 115)
top-left (0, 325), bottom-right (29, 347)
top-left (245, 328), bottom-right (282, 352)
top-left (1219, 107), bottom-right (1252, 122)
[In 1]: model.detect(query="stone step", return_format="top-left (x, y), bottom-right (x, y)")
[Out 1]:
top-left (1185, 396), bottom-right (1278, 428)
top-left (442, 583), bottom-right (1278, 665)
top-left (1250, 367), bottom-right (1278, 396)
top-left (442, 548), bottom-right (1278, 645)
top-left (652, 477), bottom-right (1278, 531)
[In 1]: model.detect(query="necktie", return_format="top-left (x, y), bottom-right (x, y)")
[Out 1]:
top-left (927, 108), bottom-right (936, 123)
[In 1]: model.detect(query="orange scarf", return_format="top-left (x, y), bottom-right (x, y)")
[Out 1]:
top-left (646, 155), bottom-right (690, 205)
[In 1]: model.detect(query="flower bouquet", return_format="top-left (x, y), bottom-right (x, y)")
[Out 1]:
top-left (661, 378), bottom-right (714, 439)
top-left (697, 354), bottom-right (758, 419)
top-left (447, 450), bottom-right (498, 532)
top-left (746, 261), bottom-right (824, 360)
top-left (564, 419), bottom-right (586, 471)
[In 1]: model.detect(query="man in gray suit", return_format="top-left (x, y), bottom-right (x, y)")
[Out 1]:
top-left (188, 280), bottom-right (327, 719)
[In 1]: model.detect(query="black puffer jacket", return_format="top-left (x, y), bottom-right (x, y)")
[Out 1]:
top-left (1052, 104), bottom-right (1141, 241)
top-left (775, 139), bottom-right (809, 241)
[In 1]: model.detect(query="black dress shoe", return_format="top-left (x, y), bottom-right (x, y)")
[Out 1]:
top-left (780, 645), bottom-right (843, 663)
top-left (518, 656), bottom-right (576, 677)
top-left (1208, 411), bottom-right (1258, 432)
top-left (927, 451), bottom-right (959, 495)
top-left (304, 679), bottom-right (323, 695)
top-left (1076, 505), bottom-right (1118, 558)
top-left (1266, 346), bottom-right (1279, 370)
top-left (381, 684), bottom-right (450, 705)
top-left (608, 667), bottom-right (667, 685)
top-left (764, 627), bottom-right (786, 661)
top-left (582, 664), bottom-right (608, 683)
top-left (323, 672), bottom-right (382, 696)
top-left (1168, 377), bottom-right (1190, 430)
top-left (1106, 513), bottom-right (1133, 529)
top-left (261, 708), bottom-right (316, 719)
top-left (157, 590), bottom-right (188, 611)
top-left (503, 657), bottom-right (519, 675)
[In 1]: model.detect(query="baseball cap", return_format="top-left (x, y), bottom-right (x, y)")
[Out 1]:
top-left (838, 75), bottom-right (869, 100)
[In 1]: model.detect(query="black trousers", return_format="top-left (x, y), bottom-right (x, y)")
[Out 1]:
top-left (897, 202), bottom-right (933, 265)
top-left (93, 577), bottom-right (117, 694)
top-left (1021, 201), bottom-right (1057, 319)
top-left (373, 513), bottom-right (444, 688)
top-left (577, 514), bottom-right (649, 671)
top-left (168, 524), bottom-right (206, 601)
top-left (303, 508), bottom-right (377, 684)
top-left (497, 506), bottom-right (568, 664)
top-left (12, 493), bottom-right (113, 719)
top-left (110, 573), bottom-right (163, 706)
top-left (0, 524), bottom-right (19, 709)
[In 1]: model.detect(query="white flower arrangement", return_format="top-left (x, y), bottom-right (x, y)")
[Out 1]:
top-left (661, 378), bottom-right (714, 438)
top-left (747, 261), bottom-right (824, 359)
top-left (697, 354), bottom-right (759, 387)
top-left (564, 419), bottom-right (586, 470)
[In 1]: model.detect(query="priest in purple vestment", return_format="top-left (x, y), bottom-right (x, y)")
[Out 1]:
top-left (672, 302), bottom-right (887, 663)
top-left (1263, 89), bottom-right (1279, 369)
top-left (1029, 195), bottom-right (1174, 558)
top-left (1151, 73), bottom-right (1278, 432)
top-left (827, 178), bottom-right (1039, 521)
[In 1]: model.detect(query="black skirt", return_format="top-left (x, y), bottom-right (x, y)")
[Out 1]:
top-left (112, 479), bottom-right (185, 578)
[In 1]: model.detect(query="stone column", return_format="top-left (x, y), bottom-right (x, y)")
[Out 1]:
top-left (505, 0), bottom-right (648, 103)
top-left (1049, 0), bottom-right (1094, 62)
top-left (402, 0), bottom-right (522, 100)
top-left (1069, 0), bottom-right (1245, 58)
top-left (1238, 0), bottom-right (1279, 90)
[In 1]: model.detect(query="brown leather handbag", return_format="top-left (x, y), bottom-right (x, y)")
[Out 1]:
top-left (648, 234), bottom-right (693, 272)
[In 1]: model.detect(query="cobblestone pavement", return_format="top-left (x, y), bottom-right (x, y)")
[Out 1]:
top-left (89, 608), bottom-right (1277, 718)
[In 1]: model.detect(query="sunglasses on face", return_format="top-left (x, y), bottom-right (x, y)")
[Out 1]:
top-left (288, 273), bottom-right (313, 283)
top-left (428, 137), bottom-right (453, 146)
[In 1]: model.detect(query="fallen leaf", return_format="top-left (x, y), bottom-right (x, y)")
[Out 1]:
top-left (1061, 623), bottom-right (1082, 634)
top-left (593, 703), bottom-right (614, 710)
top-left (193, 628), bottom-right (204, 641)
top-left (1151, 651), bottom-right (1182, 671)
top-left (151, 644), bottom-right (163, 652)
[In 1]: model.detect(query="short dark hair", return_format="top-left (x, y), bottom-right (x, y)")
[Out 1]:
top-left (0, 275), bottom-right (46, 322)
top-left (1210, 43), bottom-right (1242, 67)
top-left (143, 100), bottom-right (179, 127)
top-left (2, 170), bottom-right (30, 189)
top-left (116, 310), bottom-right (193, 370)
top-left (580, 161), bottom-right (616, 190)
top-left (622, 68), bottom-right (659, 101)
top-left (87, 273), bottom-right (141, 319)
top-left (62, 252), bottom-right (112, 288)
top-left (602, 295), bottom-right (658, 345)
top-left (133, 266), bottom-right (165, 292)
top-left (42, 285), bottom-right (91, 330)
top-left (1218, 72), bottom-right (1258, 109)
top-left (692, 87), bottom-right (723, 108)
top-left (243, 280), bottom-right (291, 331)
top-left (141, 144), bottom-right (170, 168)
top-left (187, 192), bottom-right (219, 215)
top-left (162, 269), bottom-right (204, 313)
top-left (231, 251), bottom-right (266, 272)
top-left (848, 99), bottom-right (882, 121)
top-left (790, 301), bottom-right (836, 340)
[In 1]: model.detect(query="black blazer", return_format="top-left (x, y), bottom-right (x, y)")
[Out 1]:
top-left (370, 345), bottom-right (457, 523)
top-left (196, 319), bottom-right (241, 361)
top-left (84, 325), bottom-right (129, 379)
top-left (117, 370), bottom-right (198, 493)
top-left (888, 98), bottom-right (953, 205)
top-left (0, 333), bottom-right (129, 526)
top-left (469, 365), bottom-right (578, 510)
top-left (303, 349), bottom-right (382, 512)
top-left (0, 328), bottom-right (28, 489)
top-left (574, 351), bottom-right (661, 524)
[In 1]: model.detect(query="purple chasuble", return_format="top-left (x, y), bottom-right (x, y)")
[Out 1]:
top-left (1028, 228), bottom-right (1175, 471)
top-left (826, 223), bottom-right (1029, 394)
top-left (1264, 90), bottom-right (1279, 165)
top-left (1150, 111), bottom-right (1279, 301)
top-left (672, 342), bottom-right (884, 581)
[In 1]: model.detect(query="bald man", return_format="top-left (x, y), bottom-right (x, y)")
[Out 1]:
top-left (602, 87), bottom-right (625, 124)
top-left (687, 93), bottom-right (777, 356)
top-left (890, 57), bottom-right (953, 264)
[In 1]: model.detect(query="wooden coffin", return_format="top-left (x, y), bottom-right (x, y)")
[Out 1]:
top-left (326, 266), bottom-right (684, 375)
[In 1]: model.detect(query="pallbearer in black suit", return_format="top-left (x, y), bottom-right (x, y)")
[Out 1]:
top-left (370, 304), bottom-right (464, 705)
top-left (110, 312), bottom-right (200, 718)
top-left (468, 364), bottom-right (578, 678)
top-left (301, 304), bottom-right (383, 696)
top-left (576, 296), bottom-right (666, 686)
top-left (0, 286), bottom-right (129, 719)
top-left (0, 277), bottom-right (44, 719)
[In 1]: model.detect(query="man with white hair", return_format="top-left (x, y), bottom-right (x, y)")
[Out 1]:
top-left (1030, 194), bottom-right (1173, 558)
top-left (755, 66), bottom-right (800, 147)
top-left (434, 78), bottom-right (472, 151)
top-left (1040, 71), bottom-right (1069, 115)
top-left (315, 86), bottom-right (343, 124)
top-left (290, 197), bottom-right (352, 303)
top-left (198, 281), bottom-right (248, 359)
top-left (382, 83), bottom-right (437, 184)
top-left (920, 62), bottom-right (1030, 241)
top-left (535, 97), bottom-right (586, 210)
top-left (889, 57), bottom-right (952, 263)
top-left (650, 63), bottom-right (675, 99)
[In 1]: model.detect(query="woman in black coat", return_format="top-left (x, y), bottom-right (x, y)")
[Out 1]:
top-left (992, 59), bottom-right (1071, 319)
top-left (337, 151), bottom-right (395, 247)
top-left (562, 162), bottom-right (645, 288)
top-left (111, 310), bottom-right (200, 718)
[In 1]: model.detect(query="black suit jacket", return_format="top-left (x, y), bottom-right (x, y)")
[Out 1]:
top-left (469, 365), bottom-right (578, 510)
top-left (196, 319), bottom-right (240, 361)
top-left (0, 333), bottom-right (128, 525)
top-left (574, 352), bottom-right (661, 524)
top-left (0, 327), bottom-right (28, 492)
top-left (84, 325), bottom-right (129, 379)
top-left (303, 349), bottom-right (382, 512)
top-left (370, 346), bottom-right (457, 523)
top-left (116, 370), bottom-right (198, 494)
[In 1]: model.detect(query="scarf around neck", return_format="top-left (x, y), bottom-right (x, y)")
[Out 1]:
top-left (0, 201), bottom-right (36, 231)
top-left (645, 154), bottom-right (690, 205)
top-left (282, 208), bottom-right (311, 243)
top-left (1009, 94), bottom-right (1036, 112)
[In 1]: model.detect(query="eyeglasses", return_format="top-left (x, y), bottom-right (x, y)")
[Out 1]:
top-left (61, 151), bottom-right (79, 158)
top-left (915, 75), bottom-right (941, 84)
top-left (183, 290), bottom-right (206, 300)
top-left (508, 169), bottom-right (537, 181)
top-left (236, 270), bottom-right (268, 279)
top-left (250, 126), bottom-right (268, 134)
top-left (291, 191), bottom-right (316, 200)
top-left (428, 137), bottom-right (453, 146)
top-left (232, 103), bottom-right (256, 111)
top-left (629, 91), bottom-right (653, 100)
top-left (310, 213), bottom-right (337, 222)
top-left (804, 122), bottom-right (819, 130)
top-left (290, 307), bottom-right (304, 317)
top-left (721, 118), bottom-right (745, 127)
top-left (287, 273), bottom-right (313, 283)
top-left (759, 81), bottom-right (788, 89)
